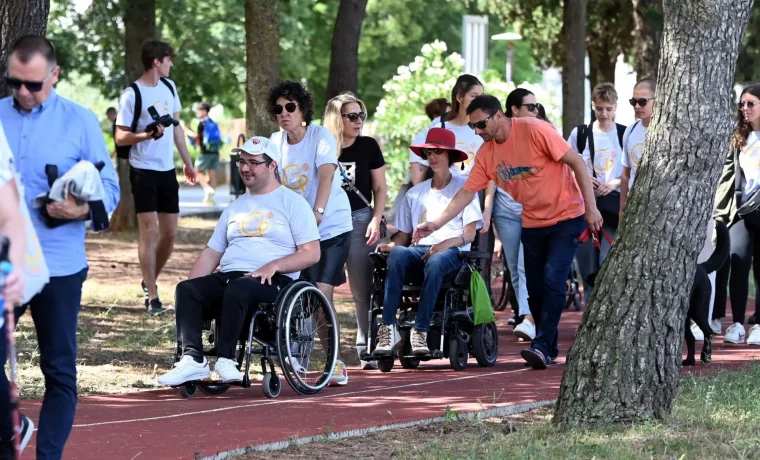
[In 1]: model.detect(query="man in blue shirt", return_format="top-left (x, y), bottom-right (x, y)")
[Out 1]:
top-left (0, 35), bottom-right (119, 459)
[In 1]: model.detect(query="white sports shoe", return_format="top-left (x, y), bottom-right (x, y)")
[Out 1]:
top-left (514, 318), bottom-right (536, 341)
top-left (215, 357), bottom-right (243, 383)
top-left (747, 325), bottom-right (760, 345)
top-left (690, 321), bottom-right (704, 341)
top-left (157, 355), bottom-right (211, 386)
top-left (710, 318), bottom-right (722, 335)
top-left (724, 322), bottom-right (746, 344)
top-left (375, 324), bottom-right (402, 355)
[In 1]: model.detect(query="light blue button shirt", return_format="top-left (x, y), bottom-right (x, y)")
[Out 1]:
top-left (0, 89), bottom-right (120, 277)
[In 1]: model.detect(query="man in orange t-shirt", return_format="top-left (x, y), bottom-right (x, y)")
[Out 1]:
top-left (414, 94), bottom-right (602, 370)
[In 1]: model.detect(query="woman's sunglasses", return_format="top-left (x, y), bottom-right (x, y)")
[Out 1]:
top-left (739, 101), bottom-right (757, 110)
top-left (342, 112), bottom-right (366, 122)
top-left (420, 148), bottom-right (447, 159)
top-left (274, 102), bottom-right (298, 115)
top-left (521, 103), bottom-right (541, 112)
top-left (629, 98), bottom-right (654, 107)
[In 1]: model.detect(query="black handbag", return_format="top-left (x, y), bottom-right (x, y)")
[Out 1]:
top-left (586, 124), bottom-right (620, 229)
top-left (735, 146), bottom-right (760, 231)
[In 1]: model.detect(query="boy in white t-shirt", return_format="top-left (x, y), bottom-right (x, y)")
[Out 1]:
top-left (375, 128), bottom-right (483, 356)
top-left (620, 77), bottom-right (656, 215)
top-left (158, 137), bottom-right (321, 386)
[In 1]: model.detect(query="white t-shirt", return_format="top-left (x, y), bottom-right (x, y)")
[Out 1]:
top-left (621, 120), bottom-right (647, 190)
top-left (567, 124), bottom-right (624, 191)
top-left (207, 187), bottom-right (320, 279)
top-left (408, 122), bottom-right (483, 178)
top-left (395, 175), bottom-right (483, 250)
top-left (739, 131), bottom-right (760, 201)
top-left (116, 79), bottom-right (182, 171)
top-left (270, 125), bottom-right (352, 240)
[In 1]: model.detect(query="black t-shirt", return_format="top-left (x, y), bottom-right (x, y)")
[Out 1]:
top-left (338, 136), bottom-right (385, 212)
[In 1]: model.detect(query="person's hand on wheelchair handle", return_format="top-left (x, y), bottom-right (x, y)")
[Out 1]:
top-left (413, 221), bottom-right (439, 244)
top-left (246, 261), bottom-right (279, 285)
top-left (377, 242), bottom-right (395, 253)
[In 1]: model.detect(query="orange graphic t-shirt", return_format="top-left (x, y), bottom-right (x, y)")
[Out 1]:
top-left (464, 117), bottom-right (585, 228)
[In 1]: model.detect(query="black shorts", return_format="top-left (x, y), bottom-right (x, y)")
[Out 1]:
top-left (302, 231), bottom-right (351, 286)
top-left (129, 167), bottom-right (180, 214)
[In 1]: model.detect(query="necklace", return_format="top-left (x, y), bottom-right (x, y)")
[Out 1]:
top-left (287, 126), bottom-right (307, 143)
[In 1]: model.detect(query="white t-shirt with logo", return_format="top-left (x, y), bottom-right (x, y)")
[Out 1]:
top-left (116, 79), bottom-right (182, 172)
top-left (567, 124), bottom-right (624, 191)
top-left (207, 186), bottom-right (320, 279)
top-left (739, 131), bottom-right (760, 201)
top-left (395, 175), bottom-right (483, 250)
top-left (621, 121), bottom-right (648, 190)
top-left (408, 122), bottom-right (483, 177)
top-left (270, 125), bottom-right (352, 240)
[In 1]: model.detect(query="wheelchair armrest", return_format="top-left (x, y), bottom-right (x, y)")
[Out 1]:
top-left (458, 251), bottom-right (491, 260)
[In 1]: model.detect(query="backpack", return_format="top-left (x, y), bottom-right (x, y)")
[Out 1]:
top-left (575, 122), bottom-right (626, 155)
top-left (201, 118), bottom-right (223, 153)
top-left (115, 77), bottom-right (176, 160)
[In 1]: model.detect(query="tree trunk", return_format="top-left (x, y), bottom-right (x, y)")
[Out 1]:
top-left (325, 0), bottom-right (369, 102)
top-left (110, 0), bottom-right (156, 233)
top-left (562, 0), bottom-right (588, 138)
top-left (632, 0), bottom-right (663, 79)
top-left (0, 0), bottom-right (50, 98)
top-left (555, 0), bottom-right (753, 427)
top-left (245, 0), bottom-right (280, 138)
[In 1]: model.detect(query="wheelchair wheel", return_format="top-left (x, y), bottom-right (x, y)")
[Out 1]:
top-left (276, 281), bottom-right (338, 395)
top-left (179, 384), bottom-right (197, 398)
top-left (198, 383), bottom-right (230, 396)
top-left (378, 358), bottom-right (394, 372)
top-left (491, 256), bottom-right (510, 312)
top-left (262, 373), bottom-right (281, 399)
top-left (472, 322), bottom-right (499, 367)
top-left (449, 335), bottom-right (468, 371)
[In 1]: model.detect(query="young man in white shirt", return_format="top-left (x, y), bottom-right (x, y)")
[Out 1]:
top-left (115, 40), bottom-right (196, 315)
top-left (620, 77), bottom-right (656, 215)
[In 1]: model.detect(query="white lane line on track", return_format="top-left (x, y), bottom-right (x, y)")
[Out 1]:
top-left (72, 366), bottom-right (541, 428)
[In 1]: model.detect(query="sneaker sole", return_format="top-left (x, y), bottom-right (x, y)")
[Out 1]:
top-left (724, 336), bottom-right (745, 344)
top-left (520, 349), bottom-right (548, 370)
top-left (19, 417), bottom-right (34, 452)
top-left (149, 308), bottom-right (168, 316)
top-left (159, 371), bottom-right (211, 386)
top-left (329, 378), bottom-right (348, 386)
top-left (513, 329), bottom-right (535, 342)
top-left (220, 377), bottom-right (243, 383)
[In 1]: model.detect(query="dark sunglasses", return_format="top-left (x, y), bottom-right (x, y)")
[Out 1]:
top-left (342, 112), bottom-right (366, 122)
top-left (739, 101), bottom-right (757, 110)
top-left (420, 148), bottom-right (448, 159)
top-left (273, 102), bottom-right (298, 115)
top-left (521, 103), bottom-right (540, 112)
top-left (629, 97), bottom-right (654, 107)
top-left (5, 73), bottom-right (52, 93)
top-left (468, 114), bottom-right (494, 130)
top-left (236, 159), bottom-right (269, 168)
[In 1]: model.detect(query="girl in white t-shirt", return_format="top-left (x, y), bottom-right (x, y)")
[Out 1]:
top-left (267, 81), bottom-right (353, 386)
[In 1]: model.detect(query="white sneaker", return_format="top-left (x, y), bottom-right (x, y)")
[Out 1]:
top-left (374, 324), bottom-right (402, 355)
top-left (329, 360), bottom-right (348, 386)
top-left (284, 356), bottom-right (307, 376)
top-left (411, 329), bottom-right (429, 355)
top-left (514, 318), bottom-right (536, 341)
top-left (724, 322), bottom-right (746, 344)
top-left (202, 187), bottom-right (216, 205)
top-left (690, 321), bottom-right (704, 341)
top-left (710, 318), bottom-right (722, 335)
top-left (747, 325), bottom-right (760, 345)
top-left (360, 360), bottom-right (378, 370)
top-left (157, 355), bottom-right (211, 386)
top-left (215, 357), bottom-right (243, 383)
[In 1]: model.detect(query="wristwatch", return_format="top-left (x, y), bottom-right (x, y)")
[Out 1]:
top-left (314, 207), bottom-right (325, 214)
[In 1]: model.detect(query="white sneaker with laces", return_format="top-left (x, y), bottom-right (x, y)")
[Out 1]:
top-left (157, 355), bottom-right (211, 386)
top-left (710, 318), bottom-right (722, 335)
top-left (514, 318), bottom-right (536, 341)
top-left (747, 325), bottom-right (760, 345)
top-left (215, 357), bottom-right (243, 383)
top-left (329, 360), bottom-right (348, 386)
top-left (724, 322), bottom-right (746, 344)
top-left (690, 321), bottom-right (704, 341)
top-left (374, 324), bottom-right (402, 355)
top-left (411, 329), bottom-right (429, 355)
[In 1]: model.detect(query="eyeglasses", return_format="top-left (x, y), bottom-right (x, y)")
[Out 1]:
top-left (420, 148), bottom-right (448, 159)
top-left (521, 103), bottom-right (540, 112)
top-left (274, 102), bottom-right (298, 115)
top-left (342, 112), bottom-right (366, 122)
top-left (468, 114), bottom-right (493, 130)
top-left (629, 97), bottom-right (655, 107)
top-left (739, 101), bottom-right (757, 110)
top-left (236, 159), bottom-right (269, 169)
top-left (5, 70), bottom-right (54, 93)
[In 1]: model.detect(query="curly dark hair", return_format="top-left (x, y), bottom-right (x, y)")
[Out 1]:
top-left (733, 84), bottom-right (760, 151)
top-left (267, 80), bottom-right (315, 126)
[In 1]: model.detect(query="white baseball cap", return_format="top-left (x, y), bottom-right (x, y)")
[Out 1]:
top-left (231, 136), bottom-right (281, 166)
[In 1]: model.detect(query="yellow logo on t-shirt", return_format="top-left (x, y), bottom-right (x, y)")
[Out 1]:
top-left (742, 145), bottom-right (760, 169)
top-left (593, 149), bottom-right (616, 173)
top-left (282, 164), bottom-right (309, 193)
top-left (418, 210), bottom-right (427, 225)
top-left (630, 142), bottom-right (645, 167)
top-left (240, 211), bottom-right (272, 237)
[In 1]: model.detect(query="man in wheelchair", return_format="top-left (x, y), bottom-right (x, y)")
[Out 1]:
top-left (158, 137), bottom-right (320, 386)
top-left (375, 128), bottom-right (483, 355)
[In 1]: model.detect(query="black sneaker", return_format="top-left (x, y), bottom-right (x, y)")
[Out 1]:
top-left (147, 298), bottom-right (167, 316)
top-left (520, 348), bottom-right (549, 370)
top-left (17, 414), bottom-right (33, 453)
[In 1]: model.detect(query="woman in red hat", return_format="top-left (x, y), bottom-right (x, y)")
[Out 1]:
top-left (375, 128), bottom-right (483, 356)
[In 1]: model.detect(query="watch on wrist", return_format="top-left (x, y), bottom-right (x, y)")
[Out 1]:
top-left (314, 207), bottom-right (325, 214)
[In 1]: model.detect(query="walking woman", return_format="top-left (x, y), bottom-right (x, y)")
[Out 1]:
top-left (714, 83), bottom-right (760, 345)
top-left (268, 81), bottom-right (354, 385)
top-left (323, 92), bottom-right (388, 369)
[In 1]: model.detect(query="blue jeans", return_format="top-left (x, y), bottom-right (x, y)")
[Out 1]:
top-left (576, 222), bottom-right (616, 302)
top-left (382, 246), bottom-right (461, 332)
top-left (521, 217), bottom-right (583, 359)
top-left (1, 269), bottom-right (87, 459)
top-left (491, 202), bottom-right (529, 316)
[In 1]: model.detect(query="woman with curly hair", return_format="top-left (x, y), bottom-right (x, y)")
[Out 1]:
top-left (268, 81), bottom-right (353, 385)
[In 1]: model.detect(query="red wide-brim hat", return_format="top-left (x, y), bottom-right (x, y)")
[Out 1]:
top-left (409, 127), bottom-right (469, 163)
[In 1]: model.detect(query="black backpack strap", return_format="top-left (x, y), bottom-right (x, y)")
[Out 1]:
top-left (159, 77), bottom-right (175, 97)
top-left (439, 111), bottom-right (447, 129)
top-left (576, 124), bottom-right (588, 154)
top-left (615, 123), bottom-right (626, 149)
top-left (129, 83), bottom-right (141, 134)
top-left (735, 143), bottom-right (743, 202)
top-left (44, 164), bottom-right (58, 187)
top-left (586, 123), bottom-right (597, 178)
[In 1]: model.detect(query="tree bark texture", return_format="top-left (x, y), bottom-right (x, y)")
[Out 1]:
top-left (324, 0), bottom-right (368, 102)
top-left (245, 0), bottom-right (280, 138)
top-left (555, 0), bottom-right (754, 427)
top-left (632, 0), bottom-right (663, 79)
top-left (562, 0), bottom-right (588, 138)
top-left (0, 0), bottom-right (50, 98)
top-left (110, 0), bottom-right (156, 233)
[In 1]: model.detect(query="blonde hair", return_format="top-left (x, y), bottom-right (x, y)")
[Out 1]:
top-left (322, 92), bottom-right (368, 156)
top-left (592, 82), bottom-right (618, 104)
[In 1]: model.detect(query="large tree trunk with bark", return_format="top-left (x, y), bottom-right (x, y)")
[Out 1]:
top-left (562, 0), bottom-right (587, 138)
top-left (110, 0), bottom-right (155, 232)
top-left (0, 0), bottom-right (50, 98)
top-left (555, 0), bottom-right (754, 427)
top-left (324, 0), bottom-right (368, 102)
top-left (245, 0), bottom-right (280, 138)
top-left (587, 37), bottom-right (617, 96)
top-left (632, 0), bottom-right (663, 79)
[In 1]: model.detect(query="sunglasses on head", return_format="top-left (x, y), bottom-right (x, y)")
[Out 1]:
top-left (5, 71), bottom-right (53, 93)
top-left (629, 97), bottom-right (654, 107)
top-left (420, 148), bottom-right (447, 159)
top-left (274, 102), bottom-right (298, 115)
top-left (739, 101), bottom-right (758, 110)
top-left (342, 112), bottom-right (366, 122)
top-left (468, 114), bottom-right (494, 130)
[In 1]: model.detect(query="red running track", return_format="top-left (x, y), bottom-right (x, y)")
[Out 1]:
top-left (18, 301), bottom-right (760, 459)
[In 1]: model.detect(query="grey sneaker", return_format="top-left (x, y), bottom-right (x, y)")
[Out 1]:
top-left (520, 348), bottom-right (549, 370)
